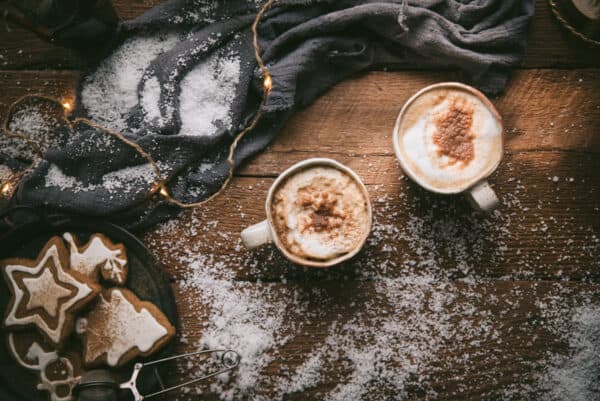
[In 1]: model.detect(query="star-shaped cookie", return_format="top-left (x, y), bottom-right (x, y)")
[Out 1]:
top-left (1, 237), bottom-right (101, 347)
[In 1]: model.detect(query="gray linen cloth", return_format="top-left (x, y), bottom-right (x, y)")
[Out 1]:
top-left (4, 0), bottom-right (535, 229)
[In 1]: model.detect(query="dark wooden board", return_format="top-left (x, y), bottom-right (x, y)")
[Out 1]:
top-left (143, 149), bottom-right (600, 283)
top-left (161, 280), bottom-right (600, 400)
top-left (0, 1), bottom-right (599, 70)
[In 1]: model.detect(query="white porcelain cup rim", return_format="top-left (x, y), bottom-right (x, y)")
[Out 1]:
top-left (240, 158), bottom-right (372, 268)
top-left (392, 82), bottom-right (504, 212)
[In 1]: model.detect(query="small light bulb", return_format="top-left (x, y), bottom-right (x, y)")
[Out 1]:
top-left (263, 74), bottom-right (272, 92)
top-left (1, 181), bottom-right (13, 197)
top-left (159, 187), bottom-right (169, 197)
top-left (62, 101), bottom-right (72, 111)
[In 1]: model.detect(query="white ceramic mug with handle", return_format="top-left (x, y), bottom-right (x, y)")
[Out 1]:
top-left (392, 82), bottom-right (504, 212)
top-left (240, 158), bottom-right (372, 268)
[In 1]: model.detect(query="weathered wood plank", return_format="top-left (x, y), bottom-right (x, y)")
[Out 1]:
top-left (0, 70), bottom-right (79, 114)
top-left (143, 149), bottom-right (600, 283)
top-left (0, 0), bottom-right (598, 70)
top-left (239, 68), bottom-right (600, 164)
top-left (160, 279), bottom-right (600, 400)
top-left (1, 69), bottom-right (598, 153)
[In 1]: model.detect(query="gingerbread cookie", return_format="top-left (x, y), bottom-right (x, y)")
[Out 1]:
top-left (7, 332), bottom-right (83, 401)
top-left (62, 232), bottom-right (128, 286)
top-left (1, 237), bottom-right (101, 347)
top-left (79, 288), bottom-right (175, 368)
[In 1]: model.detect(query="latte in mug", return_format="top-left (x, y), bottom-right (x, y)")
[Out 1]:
top-left (240, 158), bottom-right (372, 267)
top-left (271, 166), bottom-right (370, 261)
top-left (395, 85), bottom-right (503, 193)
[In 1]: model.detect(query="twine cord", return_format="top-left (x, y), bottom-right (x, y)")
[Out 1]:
top-left (0, 0), bottom-right (277, 208)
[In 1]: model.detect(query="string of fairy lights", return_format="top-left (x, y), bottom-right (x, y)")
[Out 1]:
top-left (0, 0), bottom-right (276, 208)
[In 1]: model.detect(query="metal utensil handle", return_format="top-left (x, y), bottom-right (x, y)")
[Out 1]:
top-left (121, 349), bottom-right (241, 401)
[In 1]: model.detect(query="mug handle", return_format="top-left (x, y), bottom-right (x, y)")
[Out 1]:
top-left (241, 220), bottom-right (273, 249)
top-left (465, 180), bottom-right (499, 213)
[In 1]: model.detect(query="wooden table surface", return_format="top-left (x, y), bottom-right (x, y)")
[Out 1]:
top-left (1, 1), bottom-right (600, 400)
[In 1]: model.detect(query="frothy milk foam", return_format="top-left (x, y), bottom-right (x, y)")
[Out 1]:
top-left (270, 166), bottom-right (370, 261)
top-left (397, 87), bottom-right (502, 191)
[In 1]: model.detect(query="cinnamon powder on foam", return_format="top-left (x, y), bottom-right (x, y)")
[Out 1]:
top-left (432, 96), bottom-right (475, 166)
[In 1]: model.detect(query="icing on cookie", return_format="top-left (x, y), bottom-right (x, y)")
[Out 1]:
top-left (22, 269), bottom-right (71, 318)
top-left (63, 233), bottom-right (128, 284)
top-left (82, 288), bottom-right (174, 367)
top-left (75, 317), bottom-right (87, 335)
top-left (2, 240), bottom-right (100, 345)
top-left (7, 332), bottom-right (44, 370)
top-left (8, 333), bottom-right (81, 401)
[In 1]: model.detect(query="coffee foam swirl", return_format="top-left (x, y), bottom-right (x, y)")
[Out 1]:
top-left (271, 166), bottom-right (370, 261)
top-left (397, 88), bottom-right (502, 192)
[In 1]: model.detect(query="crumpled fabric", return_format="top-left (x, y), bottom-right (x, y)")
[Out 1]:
top-left (6, 0), bottom-right (535, 230)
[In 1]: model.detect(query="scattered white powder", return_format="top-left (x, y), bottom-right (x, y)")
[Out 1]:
top-left (169, 2), bottom-right (218, 24)
top-left (0, 165), bottom-right (13, 181)
top-left (178, 252), bottom-right (304, 401)
top-left (142, 170), bottom-right (600, 401)
top-left (101, 163), bottom-right (160, 192)
top-left (83, 32), bottom-right (240, 138)
top-left (81, 34), bottom-right (179, 132)
top-left (140, 76), bottom-right (163, 123)
top-left (178, 52), bottom-right (240, 136)
top-left (44, 163), bottom-right (160, 193)
top-left (541, 304), bottom-right (600, 401)
top-left (1, 103), bottom-right (62, 160)
top-left (8, 107), bottom-right (55, 140)
top-left (45, 164), bottom-right (84, 191)
top-left (197, 163), bottom-right (216, 173)
top-left (274, 278), bottom-right (477, 401)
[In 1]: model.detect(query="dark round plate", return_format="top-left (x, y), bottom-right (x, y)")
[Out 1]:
top-left (0, 208), bottom-right (178, 401)
top-left (549, 0), bottom-right (600, 46)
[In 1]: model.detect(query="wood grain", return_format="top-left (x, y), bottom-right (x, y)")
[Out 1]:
top-left (238, 69), bottom-right (600, 165)
top-left (160, 279), bottom-right (599, 400)
top-left (0, 70), bottom-right (79, 115)
top-left (143, 149), bottom-right (600, 283)
top-left (0, 0), bottom-right (598, 70)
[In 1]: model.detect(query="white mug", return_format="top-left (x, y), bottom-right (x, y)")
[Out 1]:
top-left (392, 82), bottom-right (503, 212)
top-left (240, 158), bottom-right (372, 268)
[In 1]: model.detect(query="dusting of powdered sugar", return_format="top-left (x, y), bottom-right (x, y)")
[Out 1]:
top-left (84, 31), bottom-right (241, 138)
top-left (176, 252), bottom-right (306, 401)
top-left (81, 34), bottom-right (179, 132)
top-left (1, 103), bottom-right (63, 160)
top-left (539, 303), bottom-right (600, 401)
top-left (44, 162), bottom-right (163, 193)
top-left (178, 53), bottom-right (240, 136)
top-left (142, 165), bottom-right (600, 400)
top-left (140, 76), bottom-right (163, 124)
